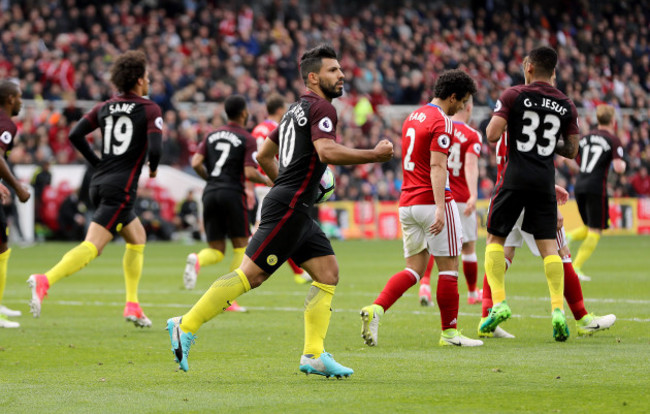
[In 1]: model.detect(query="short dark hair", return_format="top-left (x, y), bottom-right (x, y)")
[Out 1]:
top-left (110, 50), bottom-right (147, 93)
top-left (433, 69), bottom-right (477, 100)
top-left (528, 46), bottom-right (557, 78)
top-left (224, 94), bottom-right (247, 120)
top-left (300, 45), bottom-right (337, 83)
top-left (266, 93), bottom-right (285, 116)
top-left (0, 80), bottom-right (19, 105)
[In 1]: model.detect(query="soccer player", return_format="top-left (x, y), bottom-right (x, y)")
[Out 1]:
top-left (166, 45), bottom-right (393, 376)
top-left (250, 94), bottom-right (312, 285)
top-left (0, 81), bottom-right (31, 328)
top-left (478, 130), bottom-right (615, 339)
top-left (181, 95), bottom-right (272, 314)
top-left (418, 95), bottom-right (482, 307)
top-left (481, 46), bottom-right (580, 341)
top-left (360, 69), bottom-right (484, 347)
top-left (567, 104), bottom-right (626, 281)
top-left (28, 50), bottom-right (162, 328)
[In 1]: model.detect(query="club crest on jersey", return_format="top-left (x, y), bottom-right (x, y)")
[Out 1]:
top-left (0, 131), bottom-right (11, 144)
top-left (266, 254), bottom-right (278, 266)
top-left (318, 117), bottom-right (333, 132)
top-left (438, 134), bottom-right (451, 149)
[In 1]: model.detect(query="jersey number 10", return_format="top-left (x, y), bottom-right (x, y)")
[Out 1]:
top-left (103, 115), bottom-right (133, 156)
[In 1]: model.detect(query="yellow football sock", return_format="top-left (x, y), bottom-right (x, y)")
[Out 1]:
top-left (123, 244), bottom-right (144, 303)
top-left (303, 281), bottom-right (336, 357)
top-left (229, 247), bottom-right (246, 272)
top-left (45, 241), bottom-right (98, 285)
top-left (180, 269), bottom-right (251, 335)
top-left (544, 255), bottom-right (564, 310)
top-left (485, 243), bottom-right (506, 304)
top-left (573, 231), bottom-right (600, 270)
top-left (197, 248), bottom-right (224, 268)
top-left (568, 225), bottom-right (588, 242)
top-left (0, 249), bottom-right (11, 303)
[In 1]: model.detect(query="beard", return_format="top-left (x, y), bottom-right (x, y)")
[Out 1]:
top-left (320, 80), bottom-right (343, 99)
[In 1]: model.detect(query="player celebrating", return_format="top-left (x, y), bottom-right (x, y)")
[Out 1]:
top-left (0, 81), bottom-right (31, 328)
top-left (482, 46), bottom-right (580, 341)
top-left (28, 50), bottom-right (162, 328)
top-left (250, 94), bottom-right (312, 285)
top-left (181, 95), bottom-right (271, 313)
top-left (567, 104), bottom-right (626, 281)
top-left (360, 69), bottom-right (483, 347)
top-left (166, 45), bottom-right (393, 376)
top-left (418, 95), bottom-right (482, 307)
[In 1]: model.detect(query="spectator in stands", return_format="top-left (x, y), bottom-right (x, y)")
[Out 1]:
top-left (629, 166), bottom-right (650, 197)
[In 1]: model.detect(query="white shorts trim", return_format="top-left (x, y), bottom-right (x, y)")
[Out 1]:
top-left (504, 210), bottom-right (567, 256)
top-left (456, 202), bottom-right (478, 243)
top-left (399, 201), bottom-right (463, 258)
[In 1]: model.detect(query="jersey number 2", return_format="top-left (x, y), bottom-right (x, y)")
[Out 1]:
top-left (103, 115), bottom-right (133, 156)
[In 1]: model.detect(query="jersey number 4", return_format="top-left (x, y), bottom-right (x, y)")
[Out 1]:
top-left (103, 115), bottom-right (133, 156)
top-left (518, 111), bottom-right (560, 156)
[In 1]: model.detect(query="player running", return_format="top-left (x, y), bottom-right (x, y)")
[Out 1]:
top-left (567, 104), bottom-right (626, 281)
top-left (181, 95), bottom-right (271, 313)
top-left (0, 81), bottom-right (31, 328)
top-left (166, 45), bottom-right (393, 376)
top-left (28, 51), bottom-right (162, 328)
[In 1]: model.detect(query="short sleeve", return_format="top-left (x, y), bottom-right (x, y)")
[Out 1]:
top-left (468, 130), bottom-right (482, 157)
top-left (309, 100), bottom-right (337, 142)
top-left (0, 119), bottom-right (16, 152)
top-left (196, 136), bottom-right (207, 156)
top-left (268, 125), bottom-right (279, 145)
top-left (493, 87), bottom-right (518, 120)
top-left (564, 101), bottom-right (580, 136)
top-left (244, 133), bottom-right (257, 167)
top-left (612, 136), bottom-right (624, 160)
top-left (145, 103), bottom-right (163, 135)
top-left (428, 121), bottom-right (453, 155)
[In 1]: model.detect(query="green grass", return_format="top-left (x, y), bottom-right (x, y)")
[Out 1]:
top-left (1, 236), bottom-right (649, 413)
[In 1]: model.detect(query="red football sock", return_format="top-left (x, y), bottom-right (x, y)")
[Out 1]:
top-left (374, 269), bottom-right (419, 312)
top-left (563, 256), bottom-right (588, 320)
top-left (462, 259), bottom-right (478, 292)
top-left (437, 273), bottom-right (459, 330)
top-left (287, 258), bottom-right (303, 275)
top-left (420, 255), bottom-right (435, 286)
top-left (481, 273), bottom-right (492, 317)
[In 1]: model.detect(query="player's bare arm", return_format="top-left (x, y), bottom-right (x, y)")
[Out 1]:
top-left (313, 137), bottom-right (393, 165)
top-left (0, 148), bottom-right (28, 202)
top-left (554, 133), bottom-right (579, 158)
top-left (429, 150), bottom-right (448, 235)
top-left (191, 152), bottom-right (208, 180)
top-left (0, 182), bottom-right (10, 204)
top-left (245, 165), bottom-right (272, 186)
top-left (485, 115), bottom-right (507, 143)
top-left (464, 152), bottom-right (479, 216)
top-left (256, 136), bottom-right (279, 181)
top-left (613, 158), bottom-right (626, 174)
top-left (555, 185), bottom-right (569, 205)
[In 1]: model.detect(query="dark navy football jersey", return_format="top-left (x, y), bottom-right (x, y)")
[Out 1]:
top-left (265, 91), bottom-right (337, 212)
top-left (84, 93), bottom-right (163, 194)
top-left (574, 129), bottom-right (623, 195)
top-left (197, 123), bottom-right (257, 192)
top-left (493, 81), bottom-right (579, 194)
top-left (0, 110), bottom-right (17, 157)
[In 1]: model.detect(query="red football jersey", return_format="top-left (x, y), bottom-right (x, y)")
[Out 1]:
top-left (251, 119), bottom-right (278, 185)
top-left (448, 121), bottom-right (482, 203)
top-left (399, 103), bottom-right (454, 207)
top-left (496, 131), bottom-right (509, 182)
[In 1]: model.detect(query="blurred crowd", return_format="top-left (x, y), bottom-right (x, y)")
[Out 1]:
top-left (1, 0), bottom-right (649, 226)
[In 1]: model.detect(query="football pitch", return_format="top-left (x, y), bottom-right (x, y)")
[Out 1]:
top-left (1, 236), bottom-right (648, 413)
